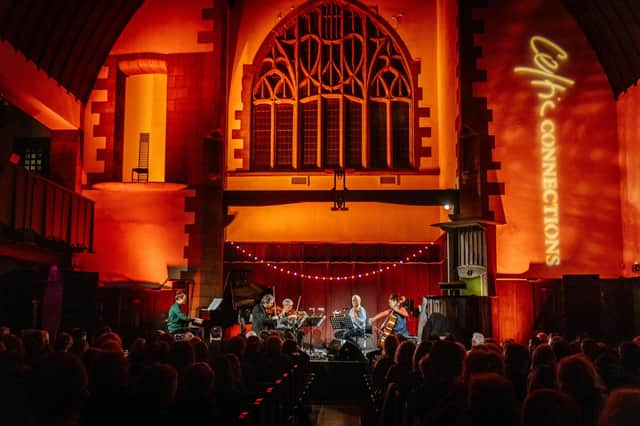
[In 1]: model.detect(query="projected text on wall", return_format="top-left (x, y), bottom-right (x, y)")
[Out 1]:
top-left (514, 36), bottom-right (575, 266)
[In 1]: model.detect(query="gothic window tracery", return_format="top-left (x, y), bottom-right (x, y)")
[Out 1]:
top-left (251, 1), bottom-right (414, 171)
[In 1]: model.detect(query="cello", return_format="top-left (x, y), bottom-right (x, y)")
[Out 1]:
top-left (378, 311), bottom-right (397, 348)
top-left (377, 295), bottom-right (406, 348)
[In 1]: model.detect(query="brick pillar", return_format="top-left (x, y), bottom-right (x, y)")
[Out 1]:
top-left (50, 129), bottom-right (82, 192)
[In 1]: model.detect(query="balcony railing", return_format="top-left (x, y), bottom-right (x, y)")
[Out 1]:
top-left (0, 162), bottom-right (93, 251)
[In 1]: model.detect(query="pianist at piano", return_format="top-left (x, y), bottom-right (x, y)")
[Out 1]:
top-left (167, 290), bottom-right (203, 335)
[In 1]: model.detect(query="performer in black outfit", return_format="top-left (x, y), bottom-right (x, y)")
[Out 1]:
top-left (251, 294), bottom-right (278, 338)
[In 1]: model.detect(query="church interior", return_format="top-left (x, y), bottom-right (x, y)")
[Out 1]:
top-left (1, 0), bottom-right (640, 425)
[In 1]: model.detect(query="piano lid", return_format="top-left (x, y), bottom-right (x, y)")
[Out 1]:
top-left (228, 270), bottom-right (270, 309)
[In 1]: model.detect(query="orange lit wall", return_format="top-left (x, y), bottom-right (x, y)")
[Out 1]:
top-left (123, 73), bottom-right (167, 182)
top-left (436, 0), bottom-right (459, 189)
top-left (73, 186), bottom-right (194, 286)
top-left (617, 85), bottom-right (640, 276)
top-left (227, 203), bottom-right (444, 243)
top-left (474, 0), bottom-right (622, 278)
top-left (110, 0), bottom-right (212, 55)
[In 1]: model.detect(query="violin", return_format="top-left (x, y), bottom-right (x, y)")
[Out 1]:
top-left (265, 305), bottom-right (282, 317)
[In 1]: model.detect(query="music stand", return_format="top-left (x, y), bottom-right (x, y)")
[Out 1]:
top-left (330, 315), bottom-right (354, 330)
top-left (300, 315), bottom-right (326, 353)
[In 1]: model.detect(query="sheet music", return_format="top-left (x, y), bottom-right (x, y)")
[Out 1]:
top-left (207, 297), bottom-right (223, 310)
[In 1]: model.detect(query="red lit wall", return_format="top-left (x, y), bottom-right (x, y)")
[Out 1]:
top-left (617, 85), bottom-right (640, 276)
top-left (474, 0), bottom-right (622, 278)
top-left (73, 187), bottom-right (194, 286)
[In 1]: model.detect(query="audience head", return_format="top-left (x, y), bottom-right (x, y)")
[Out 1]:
top-left (531, 344), bottom-right (557, 369)
top-left (528, 364), bottom-right (557, 392)
top-left (550, 336), bottom-right (572, 360)
top-left (467, 373), bottom-right (519, 425)
top-left (471, 332), bottom-right (485, 347)
top-left (225, 335), bottom-right (247, 359)
top-left (282, 338), bottom-right (299, 356)
top-left (522, 389), bottom-right (580, 426)
top-left (421, 339), bottom-right (466, 383)
top-left (464, 347), bottom-right (505, 383)
top-left (412, 340), bottom-right (433, 372)
top-left (597, 388), bottom-right (640, 426)
top-left (382, 334), bottom-right (399, 359)
top-left (29, 352), bottom-right (88, 425)
top-left (394, 340), bottom-right (416, 367)
top-left (53, 332), bottom-right (74, 352)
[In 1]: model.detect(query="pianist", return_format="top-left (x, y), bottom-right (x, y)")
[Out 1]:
top-left (334, 294), bottom-right (367, 342)
top-left (167, 290), bottom-right (203, 335)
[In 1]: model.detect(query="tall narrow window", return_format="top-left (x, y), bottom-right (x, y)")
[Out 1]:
top-left (275, 104), bottom-right (294, 168)
top-left (301, 101), bottom-right (319, 168)
top-left (324, 99), bottom-right (340, 167)
top-left (392, 103), bottom-right (410, 168)
top-left (345, 100), bottom-right (362, 168)
top-left (251, 1), bottom-right (414, 171)
top-left (369, 102), bottom-right (387, 169)
top-left (252, 104), bottom-right (271, 169)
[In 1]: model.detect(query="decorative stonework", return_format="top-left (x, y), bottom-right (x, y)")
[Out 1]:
top-left (232, 0), bottom-right (431, 172)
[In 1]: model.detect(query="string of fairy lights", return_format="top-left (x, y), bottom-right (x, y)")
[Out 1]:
top-left (227, 242), bottom-right (438, 281)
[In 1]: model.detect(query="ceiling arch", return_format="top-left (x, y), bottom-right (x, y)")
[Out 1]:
top-left (0, 1), bottom-right (639, 102)
top-left (561, 0), bottom-right (640, 98)
top-left (0, 0), bottom-right (143, 103)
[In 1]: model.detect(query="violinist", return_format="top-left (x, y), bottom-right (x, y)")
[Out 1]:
top-left (251, 294), bottom-right (279, 337)
top-left (277, 298), bottom-right (307, 345)
top-left (371, 293), bottom-right (409, 337)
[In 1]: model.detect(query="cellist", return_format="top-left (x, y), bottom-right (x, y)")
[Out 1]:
top-left (370, 293), bottom-right (410, 338)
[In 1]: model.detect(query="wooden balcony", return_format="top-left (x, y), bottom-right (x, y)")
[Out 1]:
top-left (0, 162), bottom-right (94, 253)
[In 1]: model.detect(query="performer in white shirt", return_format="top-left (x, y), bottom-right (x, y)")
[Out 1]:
top-left (334, 294), bottom-right (367, 341)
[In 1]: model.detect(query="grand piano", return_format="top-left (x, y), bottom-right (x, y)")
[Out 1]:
top-left (198, 271), bottom-right (271, 338)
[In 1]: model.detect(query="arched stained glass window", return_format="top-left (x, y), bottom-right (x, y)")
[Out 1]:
top-left (251, 1), bottom-right (415, 171)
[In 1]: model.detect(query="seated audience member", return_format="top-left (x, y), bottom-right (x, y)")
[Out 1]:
top-left (54, 332), bottom-right (74, 352)
top-left (385, 340), bottom-right (417, 388)
top-left (29, 352), bottom-right (88, 426)
top-left (528, 364), bottom-right (558, 393)
top-left (597, 388), bottom-right (640, 426)
top-left (372, 334), bottom-right (398, 390)
top-left (595, 348), bottom-right (625, 390)
top-left (471, 332), bottom-right (485, 347)
top-left (412, 340), bottom-right (433, 374)
top-left (521, 389), bottom-right (580, 426)
top-left (129, 362), bottom-right (178, 426)
top-left (190, 337), bottom-right (209, 363)
top-left (213, 353), bottom-right (247, 423)
top-left (82, 349), bottom-right (128, 426)
top-left (463, 347), bottom-right (505, 384)
top-left (531, 344), bottom-right (557, 369)
top-left (260, 335), bottom-right (293, 382)
top-left (618, 341), bottom-right (640, 387)
top-left (557, 354), bottom-right (606, 426)
top-left (175, 362), bottom-right (218, 425)
top-left (464, 373), bottom-right (519, 426)
top-left (550, 336), bottom-right (573, 361)
top-left (503, 342), bottom-right (530, 402)
top-left (413, 340), bottom-right (467, 426)
top-left (168, 340), bottom-right (195, 376)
